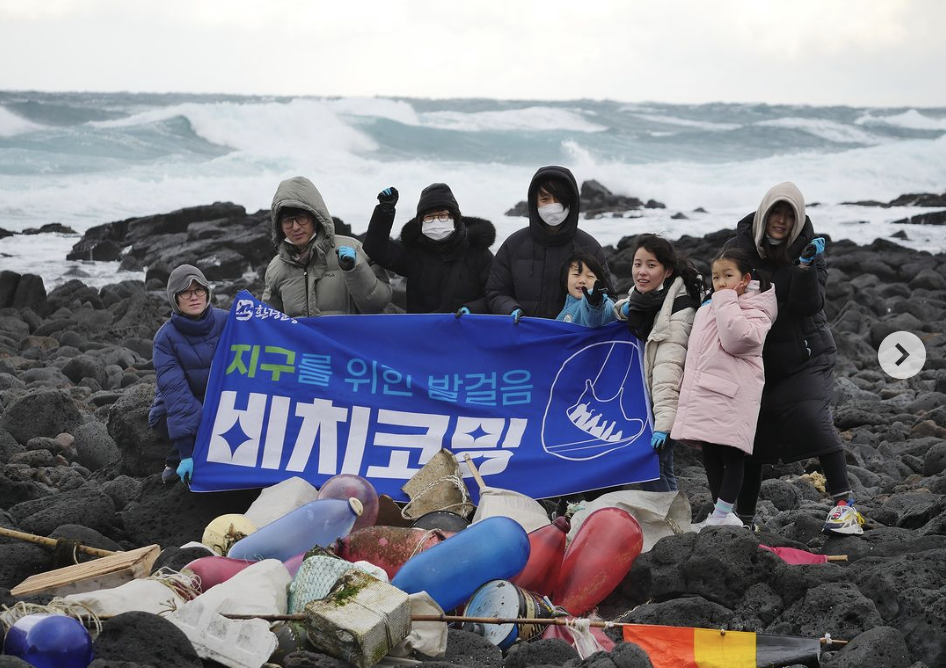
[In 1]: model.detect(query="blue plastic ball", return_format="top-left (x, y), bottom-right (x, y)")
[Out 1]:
top-left (3, 613), bottom-right (94, 668)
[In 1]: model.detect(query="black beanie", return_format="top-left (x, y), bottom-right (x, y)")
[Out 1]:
top-left (416, 183), bottom-right (459, 219)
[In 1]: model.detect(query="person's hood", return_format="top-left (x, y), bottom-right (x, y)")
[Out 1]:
top-left (527, 165), bottom-right (581, 247)
top-left (415, 183), bottom-right (460, 220)
top-left (401, 215), bottom-right (496, 252)
top-left (752, 182), bottom-right (806, 258)
top-left (166, 264), bottom-right (211, 315)
top-left (271, 176), bottom-right (336, 248)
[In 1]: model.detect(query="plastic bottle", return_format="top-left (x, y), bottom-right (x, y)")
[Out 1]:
top-left (317, 474), bottom-right (379, 531)
top-left (3, 614), bottom-right (94, 668)
top-left (182, 555), bottom-right (257, 592)
top-left (510, 516), bottom-right (570, 597)
top-left (553, 507), bottom-right (643, 615)
top-left (228, 497), bottom-right (362, 562)
top-left (391, 516), bottom-right (530, 612)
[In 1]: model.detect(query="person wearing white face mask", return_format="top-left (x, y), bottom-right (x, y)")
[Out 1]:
top-left (363, 182), bottom-right (496, 313)
top-left (487, 165), bottom-right (609, 321)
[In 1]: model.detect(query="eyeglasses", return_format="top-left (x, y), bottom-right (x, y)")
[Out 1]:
top-left (178, 288), bottom-right (207, 299)
top-left (281, 214), bottom-right (312, 229)
top-left (422, 212), bottom-right (451, 224)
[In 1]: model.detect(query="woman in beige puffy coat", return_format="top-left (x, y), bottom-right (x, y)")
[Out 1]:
top-left (613, 234), bottom-right (704, 491)
top-left (262, 176), bottom-right (391, 317)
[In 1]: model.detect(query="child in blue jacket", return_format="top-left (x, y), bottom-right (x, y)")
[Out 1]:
top-left (556, 252), bottom-right (616, 327)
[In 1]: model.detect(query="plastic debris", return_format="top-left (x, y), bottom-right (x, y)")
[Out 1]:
top-left (3, 613), bottom-right (94, 668)
top-left (554, 507), bottom-right (643, 615)
top-left (401, 449), bottom-right (473, 520)
top-left (304, 570), bottom-right (411, 668)
top-left (332, 526), bottom-right (453, 579)
top-left (462, 579), bottom-right (555, 649)
top-left (202, 514), bottom-right (257, 556)
top-left (391, 516), bottom-right (530, 612)
top-left (228, 498), bottom-right (362, 562)
top-left (168, 597), bottom-right (277, 668)
top-left (319, 474), bottom-right (380, 531)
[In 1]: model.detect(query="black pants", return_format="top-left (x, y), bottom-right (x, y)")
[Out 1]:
top-left (737, 448), bottom-right (851, 518)
top-left (702, 442), bottom-right (745, 505)
top-left (152, 416), bottom-right (181, 468)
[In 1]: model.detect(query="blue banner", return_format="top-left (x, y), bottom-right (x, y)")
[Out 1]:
top-left (191, 291), bottom-right (657, 500)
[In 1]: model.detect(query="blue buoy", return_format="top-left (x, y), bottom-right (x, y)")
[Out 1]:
top-left (3, 613), bottom-right (94, 668)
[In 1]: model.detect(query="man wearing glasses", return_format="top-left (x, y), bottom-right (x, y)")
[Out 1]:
top-left (262, 176), bottom-right (392, 317)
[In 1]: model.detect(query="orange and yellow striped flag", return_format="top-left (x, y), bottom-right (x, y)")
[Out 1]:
top-left (622, 624), bottom-right (822, 668)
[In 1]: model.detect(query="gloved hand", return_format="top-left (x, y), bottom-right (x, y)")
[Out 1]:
top-left (799, 237), bottom-right (826, 265)
top-left (511, 308), bottom-right (523, 324)
top-left (701, 294), bottom-right (713, 307)
top-left (456, 306), bottom-right (471, 318)
top-left (337, 246), bottom-right (357, 271)
top-left (377, 187), bottom-right (399, 210)
top-left (621, 301), bottom-right (630, 317)
top-left (651, 431), bottom-right (669, 452)
top-left (581, 280), bottom-right (608, 307)
top-left (176, 458), bottom-right (194, 484)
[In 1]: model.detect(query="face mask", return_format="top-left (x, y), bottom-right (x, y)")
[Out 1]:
top-left (422, 218), bottom-right (454, 241)
top-left (538, 203), bottom-right (569, 227)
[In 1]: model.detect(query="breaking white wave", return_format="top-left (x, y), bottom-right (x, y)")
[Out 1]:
top-left (755, 117), bottom-right (884, 145)
top-left (419, 107), bottom-right (607, 133)
top-left (856, 109), bottom-right (946, 132)
top-left (0, 106), bottom-right (43, 137)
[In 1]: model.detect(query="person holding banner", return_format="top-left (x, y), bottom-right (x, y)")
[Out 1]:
top-left (362, 183), bottom-right (496, 314)
top-left (487, 165), bottom-right (609, 320)
top-left (262, 176), bottom-right (392, 317)
top-left (149, 265), bottom-right (228, 484)
top-left (613, 235), bottom-right (703, 491)
top-left (728, 182), bottom-right (865, 535)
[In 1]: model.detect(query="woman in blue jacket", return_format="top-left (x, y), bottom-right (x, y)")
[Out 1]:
top-left (149, 265), bottom-right (228, 484)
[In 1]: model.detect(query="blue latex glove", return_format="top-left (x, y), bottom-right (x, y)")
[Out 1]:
top-left (337, 245), bottom-right (357, 271)
top-left (621, 301), bottom-right (630, 317)
top-left (511, 308), bottom-right (523, 324)
top-left (378, 187), bottom-right (398, 209)
top-left (456, 306), bottom-right (471, 318)
top-left (799, 237), bottom-right (826, 265)
top-left (176, 458), bottom-right (194, 484)
top-left (651, 431), bottom-right (669, 451)
top-left (701, 295), bottom-right (713, 307)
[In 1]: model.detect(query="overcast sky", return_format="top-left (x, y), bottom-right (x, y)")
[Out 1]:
top-left (1, 0), bottom-right (944, 107)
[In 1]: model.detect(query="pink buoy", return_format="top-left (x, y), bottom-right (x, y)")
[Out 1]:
top-left (181, 556), bottom-right (257, 592)
top-left (318, 474), bottom-right (379, 531)
top-left (553, 507), bottom-right (643, 615)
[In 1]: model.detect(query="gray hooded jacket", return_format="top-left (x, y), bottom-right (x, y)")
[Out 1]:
top-left (262, 177), bottom-right (391, 317)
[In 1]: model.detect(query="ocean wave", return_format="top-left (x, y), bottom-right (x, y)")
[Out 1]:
top-left (755, 117), bottom-right (884, 145)
top-left (625, 112), bottom-right (740, 132)
top-left (0, 106), bottom-right (44, 137)
top-left (90, 99), bottom-right (378, 156)
top-left (418, 107), bottom-right (606, 133)
top-left (855, 109), bottom-right (946, 132)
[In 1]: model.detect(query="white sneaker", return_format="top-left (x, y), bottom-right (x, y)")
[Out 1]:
top-left (701, 512), bottom-right (745, 530)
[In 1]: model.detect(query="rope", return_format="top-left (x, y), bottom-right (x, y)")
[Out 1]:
top-left (408, 529), bottom-right (442, 560)
top-left (148, 569), bottom-right (202, 613)
top-left (400, 473), bottom-right (474, 520)
top-left (0, 599), bottom-right (103, 637)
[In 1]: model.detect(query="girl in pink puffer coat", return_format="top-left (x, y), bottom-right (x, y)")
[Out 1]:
top-left (670, 247), bottom-right (778, 528)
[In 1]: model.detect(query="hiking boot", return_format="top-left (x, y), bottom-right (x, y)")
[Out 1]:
top-left (823, 499), bottom-right (865, 535)
top-left (162, 466), bottom-right (179, 484)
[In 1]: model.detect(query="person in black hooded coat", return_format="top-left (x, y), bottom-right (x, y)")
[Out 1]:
top-left (727, 181), bottom-right (864, 535)
top-left (362, 183), bottom-right (496, 313)
top-left (487, 165), bottom-right (609, 320)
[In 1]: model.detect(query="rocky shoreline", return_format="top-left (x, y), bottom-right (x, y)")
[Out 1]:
top-left (0, 190), bottom-right (945, 667)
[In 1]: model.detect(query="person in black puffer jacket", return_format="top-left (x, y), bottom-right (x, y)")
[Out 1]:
top-left (362, 183), bottom-right (496, 313)
top-left (487, 165), bottom-right (609, 320)
top-left (728, 181), bottom-right (865, 536)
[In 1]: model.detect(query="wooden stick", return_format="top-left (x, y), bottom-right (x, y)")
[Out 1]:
top-left (0, 526), bottom-right (118, 558)
top-left (462, 453), bottom-right (487, 492)
top-left (825, 555), bottom-right (848, 562)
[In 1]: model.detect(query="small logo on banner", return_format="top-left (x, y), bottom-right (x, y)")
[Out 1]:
top-left (234, 299), bottom-right (255, 321)
top-left (541, 341), bottom-right (648, 461)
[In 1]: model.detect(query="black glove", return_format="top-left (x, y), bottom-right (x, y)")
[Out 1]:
top-left (581, 280), bottom-right (608, 307)
top-left (378, 187), bottom-right (399, 210)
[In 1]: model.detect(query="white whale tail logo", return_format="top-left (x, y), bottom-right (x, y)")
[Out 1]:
top-left (542, 341), bottom-right (648, 461)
